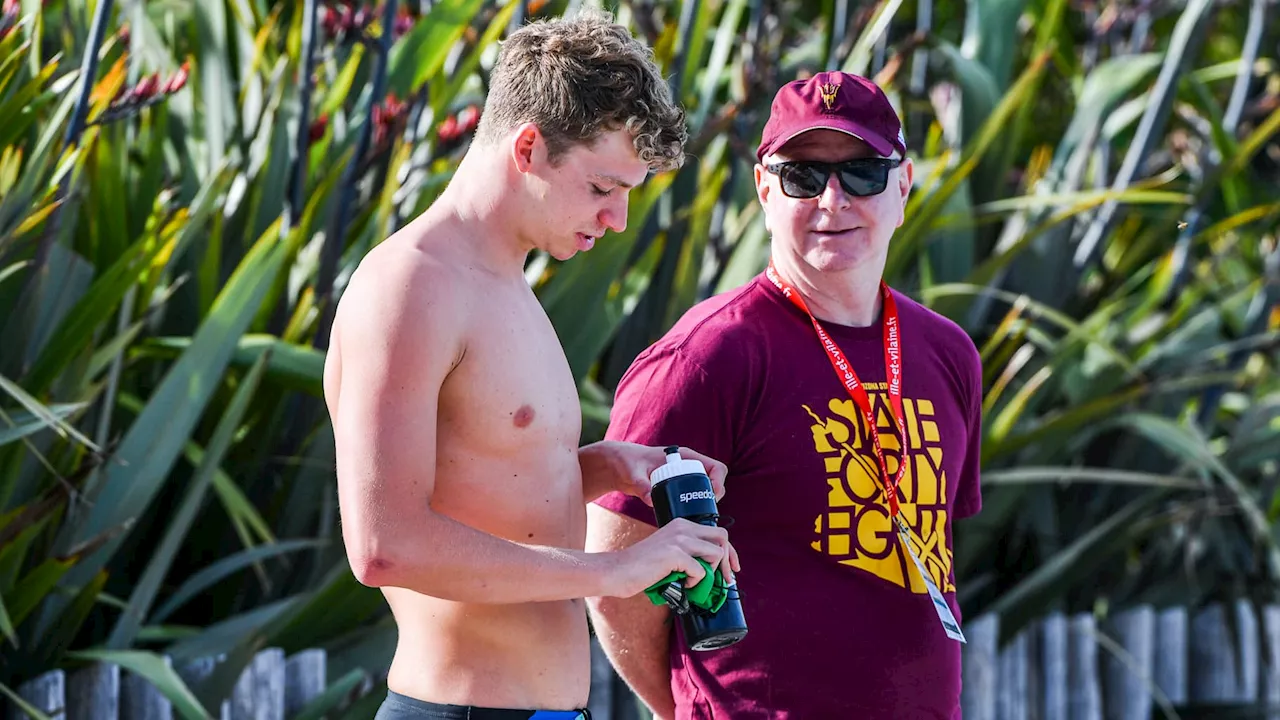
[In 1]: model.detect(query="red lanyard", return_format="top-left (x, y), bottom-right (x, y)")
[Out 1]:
top-left (766, 262), bottom-right (907, 519)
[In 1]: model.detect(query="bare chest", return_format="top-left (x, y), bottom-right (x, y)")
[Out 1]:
top-left (438, 292), bottom-right (581, 455)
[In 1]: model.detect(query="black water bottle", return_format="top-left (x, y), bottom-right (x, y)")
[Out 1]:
top-left (649, 446), bottom-right (748, 651)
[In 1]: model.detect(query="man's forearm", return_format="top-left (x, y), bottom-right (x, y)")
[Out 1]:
top-left (351, 509), bottom-right (610, 603)
top-left (578, 441), bottom-right (623, 503)
top-left (590, 596), bottom-right (676, 719)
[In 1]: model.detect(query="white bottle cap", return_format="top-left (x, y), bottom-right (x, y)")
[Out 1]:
top-left (650, 447), bottom-right (708, 486)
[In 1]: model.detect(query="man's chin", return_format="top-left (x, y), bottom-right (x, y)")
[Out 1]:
top-left (803, 250), bottom-right (870, 274)
top-left (800, 240), bottom-right (885, 272)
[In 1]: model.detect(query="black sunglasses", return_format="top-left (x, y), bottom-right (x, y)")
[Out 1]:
top-left (763, 158), bottom-right (902, 199)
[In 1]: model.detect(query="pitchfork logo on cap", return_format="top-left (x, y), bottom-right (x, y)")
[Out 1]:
top-left (819, 82), bottom-right (839, 110)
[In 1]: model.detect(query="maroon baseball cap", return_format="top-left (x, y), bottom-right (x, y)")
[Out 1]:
top-left (756, 71), bottom-right (906, 162)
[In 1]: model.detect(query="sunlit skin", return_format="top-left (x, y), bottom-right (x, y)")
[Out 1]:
top-left (755, 128), bottom-right (914, 327)
top-left (507, 126), bottom-right (648, 261)
top-left (323, 122), bottom-right (738, 712)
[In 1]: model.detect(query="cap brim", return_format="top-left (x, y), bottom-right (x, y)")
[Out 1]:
top-left (760, 120), bottom-right (895, 160)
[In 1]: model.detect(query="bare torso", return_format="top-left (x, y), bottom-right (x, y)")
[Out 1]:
top-left (326, 229), bottom-right (591, 709)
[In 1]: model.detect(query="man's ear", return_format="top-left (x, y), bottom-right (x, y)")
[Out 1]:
top-left (755, 164), bottom-right (770, 204)
top-left (754, 164), bottom-right (772, 232)
top-left (511, 123), bottom-right (542, 173)
top-left (898, 158), bottom-right (914, 196)
top-left (897, 157), bottom-right (914, 226)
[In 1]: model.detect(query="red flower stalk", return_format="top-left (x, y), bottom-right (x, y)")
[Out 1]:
top-left (437, 104), bottom-right (482, 153)
top-left (393, 5), bottom-right (415, 38)
top-left (96, 60), bottom-right (192, 124)
top-left (321, 1), bottom-right (412, 43)
top-left (0, 0), bottom-right (19, 40)
top-left (309, 113), bottom-right (329, 142)
top-left (163, 60), bottom-right (189, 94)
top-left (372, 92), bottom-right (409, 149)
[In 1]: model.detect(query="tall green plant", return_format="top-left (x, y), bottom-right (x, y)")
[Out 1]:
top-left (0, 1), bottom-right (1275, 717)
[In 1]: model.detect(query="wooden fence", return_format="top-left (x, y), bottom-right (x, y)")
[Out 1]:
top-left (4, 649), bottom-right (328, 720)
top-left (7, 601), bottom-right (1280, 719)
top-left (959, 601), bottom-right (1280, 720)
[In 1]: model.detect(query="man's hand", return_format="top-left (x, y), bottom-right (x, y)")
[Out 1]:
top-left (602, 518), bottom-right (740, 598)
top-left (579, 441), bottom-right (728, 505)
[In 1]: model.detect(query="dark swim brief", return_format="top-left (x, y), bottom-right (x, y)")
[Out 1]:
top-left (374, 690), bottom-right (592, 720)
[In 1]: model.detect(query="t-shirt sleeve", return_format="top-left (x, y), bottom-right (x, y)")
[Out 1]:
top-left (954, 337), bottom-right (984, 519)
top-left (592, 343), bottom-right (741, 526)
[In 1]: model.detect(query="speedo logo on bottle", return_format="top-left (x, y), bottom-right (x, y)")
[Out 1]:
top-left (679, 490), bottom-right (716, 503)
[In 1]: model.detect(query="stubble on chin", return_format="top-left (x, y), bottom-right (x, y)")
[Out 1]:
top-left (801, 241), bottom-right (874, 273)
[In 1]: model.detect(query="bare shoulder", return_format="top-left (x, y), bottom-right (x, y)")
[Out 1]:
top-left (325, 223), bottom-right (470, 406)
top-left (347, 234), bottom-right (461, 326)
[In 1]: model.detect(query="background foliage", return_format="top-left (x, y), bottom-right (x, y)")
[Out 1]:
top-left (0, 0), bottom-right (1277, 715)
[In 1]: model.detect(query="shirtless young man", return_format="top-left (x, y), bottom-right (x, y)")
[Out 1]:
top-left (322, 12), bottom-right (739, 720)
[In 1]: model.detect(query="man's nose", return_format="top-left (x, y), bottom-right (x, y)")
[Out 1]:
top-left (817, 172), bottom-right (852, 210)
top-left (600, 197), bottom-right (628, 233)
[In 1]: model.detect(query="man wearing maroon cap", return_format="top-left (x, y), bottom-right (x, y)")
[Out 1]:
top-left (586, 71), bottom-right (983, 719)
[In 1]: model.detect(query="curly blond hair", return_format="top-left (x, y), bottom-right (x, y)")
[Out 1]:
top-left (474, 10), bottom-right (687, 172)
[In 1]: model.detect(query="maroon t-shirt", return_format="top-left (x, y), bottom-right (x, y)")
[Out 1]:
top-left (594, 272), bottom-right (983, 719)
